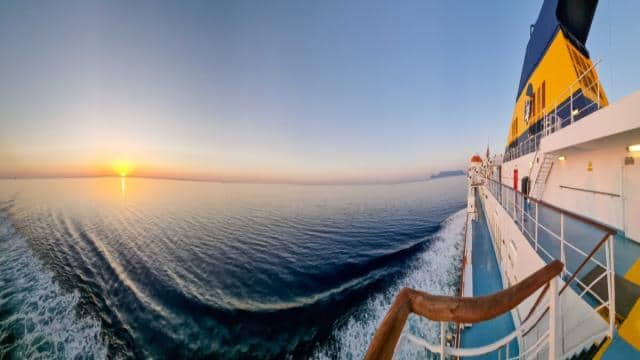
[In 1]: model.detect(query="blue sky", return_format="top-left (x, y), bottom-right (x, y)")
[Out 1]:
top-left (1, 0), bottom-right (638, 183)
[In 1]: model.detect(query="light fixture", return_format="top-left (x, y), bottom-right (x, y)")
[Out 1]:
top-left (628, 144), bottom-right (640, 152)
top-left (572, 108), bottom-right (579, 116)
top-left (558, 155), bottom-right (566, 161)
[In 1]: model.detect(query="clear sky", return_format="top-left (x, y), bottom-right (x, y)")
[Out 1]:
top-left (1, 0), bottom-right (639, 183)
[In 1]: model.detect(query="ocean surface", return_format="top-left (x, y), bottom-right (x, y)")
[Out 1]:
top-left (0, 176), bottom-right (466, 359)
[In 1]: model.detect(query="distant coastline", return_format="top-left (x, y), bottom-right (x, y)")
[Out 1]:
top-left (430, 170), bottom-right (465, 179)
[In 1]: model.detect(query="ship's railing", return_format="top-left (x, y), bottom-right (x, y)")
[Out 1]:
top-left (364, 261), bottom-right (563, 360)
top-left (484, 177), bottom-right (617, 340)
top-left (504, 60), bottom-right (606, 162)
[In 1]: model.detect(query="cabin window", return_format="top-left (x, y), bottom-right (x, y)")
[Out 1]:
top-left (532, 92), bottom-right (536, 118)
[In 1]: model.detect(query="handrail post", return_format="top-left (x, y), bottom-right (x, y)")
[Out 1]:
top-left (506, 342), bottom-right (510, 360)
top-left (560, 213), bottom-right (566, 277)
top-left (535, 203), bottom-right (539, 251)
top-left (606, 234), bottom-right (616, 337)
top-left (570, 85), bottom-right (574, 124)
top-left (512, 188), bottom-right (516, 220)
top-left (521, 194), bottom-right (524, 232)
top-left (549, 277), bottom-right (559, 359)
top-left (597, 78), bottom-right (601, 108)
top-left (440, 322), bottom-right (446, 358)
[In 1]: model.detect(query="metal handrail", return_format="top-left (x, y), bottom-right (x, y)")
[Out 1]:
top-left (402, 274), bottom-right (560, 359)
top-left (482, 177), bottom-right (617, 339)
top-left (364, 261), bottom-right (563, 360)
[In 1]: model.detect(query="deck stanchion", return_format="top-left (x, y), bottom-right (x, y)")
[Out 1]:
top-left (606, 236), bottom-right (616, 337)
top-left (440, 322), bottom-right (446, 358)
top-left (549, 277), bottom-right (559, 360)
top-left (570, 85), bottom-right (574, 124)
top-left (521, 194), bottom-right (525, 232)
top-left (560, 213), bottom-right (566, 277)
top-left (535, 203), bottom-right (539, 251)
top-left (506, 342), bottom-right (510, 360)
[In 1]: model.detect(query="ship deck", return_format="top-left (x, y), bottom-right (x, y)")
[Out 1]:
top-left (459, 194), bottom-right (519, 359)
top-left (467, 185), bottom-right (640, 359)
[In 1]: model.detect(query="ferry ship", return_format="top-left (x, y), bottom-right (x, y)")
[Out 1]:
top-left (365, 0), bottom-right (640, 358)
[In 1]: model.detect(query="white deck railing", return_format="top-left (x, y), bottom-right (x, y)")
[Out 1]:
top-left (401, 276), bottom-right (559, 359)
top-left (393, 178), bottom-right (616, 359)
top-left (483, 177), bottom-right (616, 356)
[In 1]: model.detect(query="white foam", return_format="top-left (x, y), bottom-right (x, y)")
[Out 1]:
top-left (0, 215), bottom-right (108, 359)
top-left (313, 208), bottom-right (466, 359)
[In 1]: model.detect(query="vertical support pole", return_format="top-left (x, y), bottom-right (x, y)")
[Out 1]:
top-left (605, 234), bottom-right (616, 337)
top-left (560, 213), bottom-right (566, 277)
top-left (549, 277), bottom-right (559, 360)
top-left (512, 189), bottom-right (516, 220)
top-left (570, 85), bottom-right (574, 124)
top-left (535, 203), bottom-right (539, 251)
top-left (440, 321), bottom-right (446, 358)
top-left (597, 79), bottom-right (601, 108)
top-left (554, 103), bottom-right (558, 132)
top-left (521, 194), bottom-right (525, 232)
top-left (506, 342), bottom-right (510, 360)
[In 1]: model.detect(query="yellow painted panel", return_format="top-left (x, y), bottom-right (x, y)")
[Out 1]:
top-left (624, 259), bottom-right (640, 286)
top-left (505, 30), bottom-right (607, 147)
top-left (619, 299), bottom-right (640, 350)
top-left (507, 31), bottom-right (578, 144)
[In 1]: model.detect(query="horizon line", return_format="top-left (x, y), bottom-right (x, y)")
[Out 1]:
top-left (0, 173), bottom-right (467, 186)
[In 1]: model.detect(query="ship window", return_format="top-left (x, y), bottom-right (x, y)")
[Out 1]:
top-left (532, 92), bottom-right (536, 118)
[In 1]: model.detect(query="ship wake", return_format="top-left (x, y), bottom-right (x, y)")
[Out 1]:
top-left (0, 206), bottom-right (107, 359)
top-left (313, 208), bottom-right (466, 359)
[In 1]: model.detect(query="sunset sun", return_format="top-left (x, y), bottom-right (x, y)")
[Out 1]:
top-left (112, 159), bottom-right (135, 177)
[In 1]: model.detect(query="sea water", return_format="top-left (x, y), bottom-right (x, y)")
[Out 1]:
top-left (0, 176), bottom-right (466, 359)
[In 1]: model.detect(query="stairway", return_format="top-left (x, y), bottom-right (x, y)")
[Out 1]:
top-left (530, 154), bottom-right (554, 199)
top-left (568, 338), bottom-right (608, 360)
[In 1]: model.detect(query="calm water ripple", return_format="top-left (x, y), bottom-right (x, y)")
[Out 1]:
top-left (0, 177), bottom-right (465, 359)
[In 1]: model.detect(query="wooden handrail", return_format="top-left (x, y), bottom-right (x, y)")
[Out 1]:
top-left (364, 260), bottom-right (563, 360)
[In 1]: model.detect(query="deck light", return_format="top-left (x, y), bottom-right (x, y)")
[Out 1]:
top-left (628, 144), bottom-right (640, 152)
top-left (558, 156), bottom-right (566, 161)
top-left (572, 109), bottom-right (579, 116)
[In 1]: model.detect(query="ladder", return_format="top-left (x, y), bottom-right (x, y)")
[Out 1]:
top-left (530, 153), bottom-right (554, 199)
